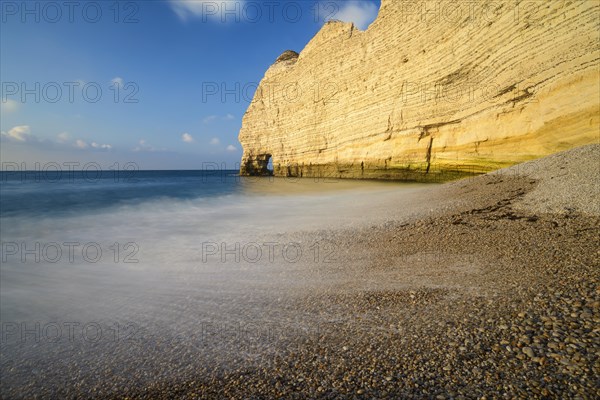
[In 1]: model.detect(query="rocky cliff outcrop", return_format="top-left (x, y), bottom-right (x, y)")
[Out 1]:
top-left (239, 0), bottom-right (599, 180)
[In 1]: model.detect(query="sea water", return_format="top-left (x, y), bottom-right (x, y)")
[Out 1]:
top-left (0, 169), bottom-right (428, 395)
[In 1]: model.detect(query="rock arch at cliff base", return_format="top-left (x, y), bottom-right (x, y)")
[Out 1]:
top-left (241, 153), bottom-right (273, 176)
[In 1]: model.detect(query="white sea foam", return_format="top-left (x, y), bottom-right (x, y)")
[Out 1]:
top-left (1, 178), bottom-right (430, 324)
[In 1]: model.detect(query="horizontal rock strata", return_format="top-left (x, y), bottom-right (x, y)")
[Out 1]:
top-left (239, 0), bottom-right (599, 180)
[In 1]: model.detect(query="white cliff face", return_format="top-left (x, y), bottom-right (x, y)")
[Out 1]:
top-left (239, 0), bottom-right (600, 181)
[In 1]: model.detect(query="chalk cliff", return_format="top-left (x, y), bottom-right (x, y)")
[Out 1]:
top-left (239, 0), bottom-right (599, 180)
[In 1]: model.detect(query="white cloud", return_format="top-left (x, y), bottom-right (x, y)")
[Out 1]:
top-left (57, 132), bottom-right (70, 142)
top-left (1, 99), bottom-right (20, 114)
top-left (202, 115), bottom-right (218, 124)
top-left (204, 114), bottom-right (236, 123)
top-left (226, 144), bottom-right (237, 152)
top-left (75, 139), bottom-right (88, 149)
top-left (170, 0), bottom-right (246, 22)
top-left (69, 133), bottom-right (114, 150)
top-left (182, 132), bottom-right (194, 143)
top-left (209, 137), bottom-right (220, 145)
top-left (111, 77), bottom-right (124, 87)
top-left (133, 139), bottom-right (158, 152)
top-left (327, 1), bottom-right (379, 30)
top-left (1, 125), bottom-right (31, 142)
top-left (91, 142), bottom-right (112, 150)
top-left (134, 139), bottom-right (148, 151)
top-left (1, 126), bottom-right (112, 151)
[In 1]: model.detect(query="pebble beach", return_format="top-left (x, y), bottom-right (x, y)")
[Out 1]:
top-left (1, 144), bottom-right (598, 399)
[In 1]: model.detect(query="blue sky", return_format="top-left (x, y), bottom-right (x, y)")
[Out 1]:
top-left (1, 0), bottom-right (380, 170)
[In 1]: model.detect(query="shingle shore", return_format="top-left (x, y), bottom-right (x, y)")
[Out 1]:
top-left (2, 145), bottom-right (598, 399)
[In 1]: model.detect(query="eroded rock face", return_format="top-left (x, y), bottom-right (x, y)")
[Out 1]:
top-left (239, 0), bottom-right (599, 181)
